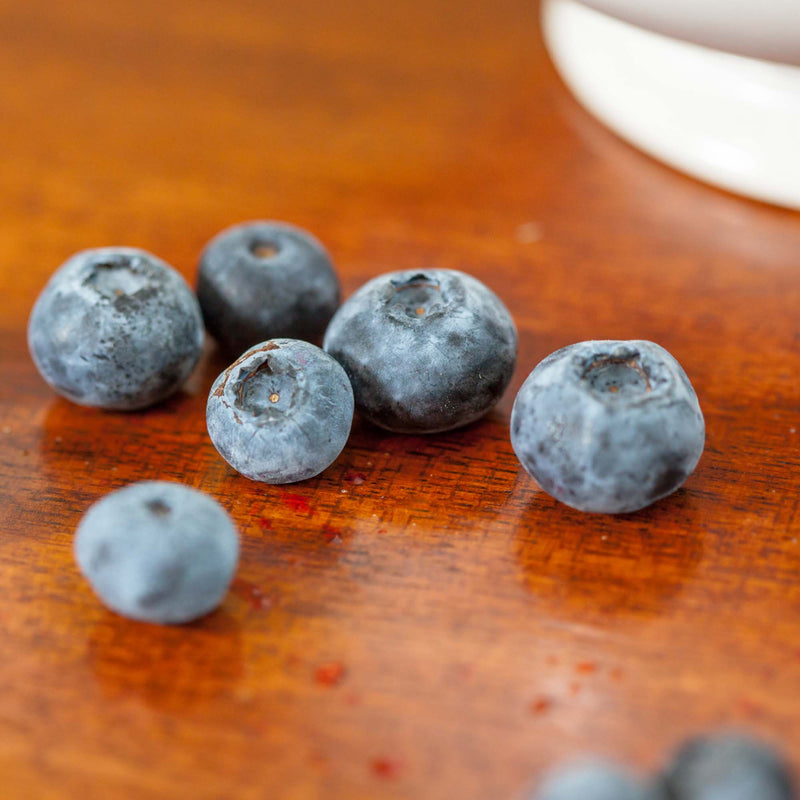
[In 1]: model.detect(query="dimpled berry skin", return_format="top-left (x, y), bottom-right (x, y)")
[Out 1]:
top-left (206, 338), bottom-right (354, 483)
top-left (522, 760), bottom-right (657, 800)
top-left (74, 482), bottom-right (239, 625)
top-left (323, 269), bottom-right (517, 433)
top-left (510, 340), bottom-right (704, 514)
top-left (28, 247), bottom-right (204, 410)
top-left (197, 220), bottom-right (341, 355)
top-left (659, 733), bottom-right (794, 800)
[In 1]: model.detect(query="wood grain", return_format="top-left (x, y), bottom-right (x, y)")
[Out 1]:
top-left (1, 0), bottom-right (799, 797)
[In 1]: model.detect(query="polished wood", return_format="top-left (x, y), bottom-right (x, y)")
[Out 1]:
top-left (1, 0), bottom-right (799, 797)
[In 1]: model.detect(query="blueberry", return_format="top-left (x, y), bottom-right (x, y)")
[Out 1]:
top-left (28, 247), bottom-right (204, 410)
top-left (510, 340), bottom-right (704, 513)
top-left (196, 220), bottom-right (341, 355)
top-left (206, 338), bottom-right (354, 483)
top-left (74, 482), bottom-right (239, 625)
top-left (322, 269), bottom-right (517, 433)
top-left (522, 760), bottom-right (656, 800)
top-left (659, 733), bottom-right (795, 800)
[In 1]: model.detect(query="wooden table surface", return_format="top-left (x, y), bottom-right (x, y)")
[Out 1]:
top-left (2, 1), bottom-right (799, 797)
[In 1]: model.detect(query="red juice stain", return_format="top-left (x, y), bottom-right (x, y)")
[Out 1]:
top-left (344, 471), bottom-right (366, 485)
top-left (576, 661), bottom-right (597, 675)
top-left (738, 697), bottom-right (765, 718)
top-left (371, 757), bottom-right (403, 779)
top-left (322, 523), bottom-right (342, 544)
top-left (231, 578), bottom-right (271, 611)
top-left (258, 517), bottom-right (273, 531)
top-left (280, 490), bottom-right (313, 515)
top-left (377, 528), bottom-right (388, 535)
top-left (530, 696), bottom-right (554, 715)
top-left (315, 662), bottom-right (346, 687)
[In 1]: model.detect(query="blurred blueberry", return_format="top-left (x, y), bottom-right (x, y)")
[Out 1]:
top-left (511, 340), bottom-right (704, 513)
top-left (659, 733), bottom-right (794, 800)
top-left (521, 759), bottom-right (656, 800)
top-left (197, 220), bottom-right (340, 355)
top-left (206, 338), bottom-right (353, 483)
top-left (74, 482), bottom-right (239, 625)
top-left (323, 269), bottom-right (517, 433)
top-left (28, 247), bottom-right (203, 410)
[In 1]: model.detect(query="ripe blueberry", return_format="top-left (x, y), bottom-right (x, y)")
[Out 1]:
top-left (323, 269), bottom-right (517, 433)
top-left (659, 733), bottom-right (794, 800)
top-left (74, 482), bottom-right (239, 625)
top-left (28, 247), bottom-right (204, 410)
top-left (206, 338), bottom-right (354, 483)
top-left (523, 760), bottom-right (655, 800)
top-left (197, 220), bottom-right (341, 355)
top-left (510, 340), bottom-right (705, 513)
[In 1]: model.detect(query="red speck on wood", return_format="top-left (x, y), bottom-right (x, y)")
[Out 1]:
top-left (344, 471), bottom-right (366, 485)
top-left (371, 758), bottom-right (403, 779)
top-left (259, 517), bottom-right (272, 531)
top-left (377, 528), bottom-right (388, 535)
top-left (231, 579), bottom-right (271, 611)
top-left (315, 662), bottom-right (346, 687)
top-left (280, 491), bottom-right (313, 514)
top-left (529, 696), bottom-right (553, 715)
top-left (576, 661), bottom-right (597, 674)
top-left (322, 523), bottom-right (342, 544)
top-left (738, 697), bottom-right (766, 718)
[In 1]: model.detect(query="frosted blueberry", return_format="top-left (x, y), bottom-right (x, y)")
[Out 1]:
top-left (206, 338), bottom-right (353, 483)
top-left (197, 220), bottom-right (340, 355)
top-left (323, 269), bottom-right (517, 433)
top-left (510, 340), bottom-right (704, 513)
top-left (521, 759), bottom-right (655, 800)
top-left (659, 733), bottom-right (794, 800)
top-left (74, 482), bottom-right (239, 625)
top-left (28, 247), bottom-right (204, 410)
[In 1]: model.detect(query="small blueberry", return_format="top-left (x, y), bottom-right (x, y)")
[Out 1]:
top-left (74, 481), bottom-right (240, 625)
top-left (197, 220), bottom-right (341, 355)
top-left (659, 732), bottom-right (795, 800)
top-left (510, 340), bottom-right (705, 513)
top-left (28, 247), bottom-right (204, 410)
top-left (323, 269), bottom-right (517, 433)
top-left (520, 759), bottom-right (656, 800)
top-left (206, 338), bottom-right (354, 483)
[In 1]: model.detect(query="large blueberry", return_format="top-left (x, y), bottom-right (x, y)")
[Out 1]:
top-left (510, 340), bottom-right (704, 513)
top-left (658, 733), bottom-right (794, 800)
top-left (323, 269), bottom-right (517, 433)
top-left (74, 482), bottom-right (239, 625)
top-left (206, 338), bottom-right (353, 483)
top-left (522, 760), bottom-right (656, 800)
top-left (28, 247), bottom-right (204, 410)
top-left (196, 220), bottom-right (341, 355)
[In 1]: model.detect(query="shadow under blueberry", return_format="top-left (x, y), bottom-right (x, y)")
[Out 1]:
top-left (512, 480), bottom-right (705, 620)
top-left (87, 608), bottom-right (244, 713)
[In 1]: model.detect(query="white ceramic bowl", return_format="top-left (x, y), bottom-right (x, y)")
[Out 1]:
top-left (578, 0), bottom-right (800, 65)
top-left (543, 0), bottom-right (800, 209)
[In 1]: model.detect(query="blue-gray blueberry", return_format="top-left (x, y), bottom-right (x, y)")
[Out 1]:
top-left (206, 338), bottom-right (353, 483)
top-left (510, 340), bottom-right (704, 513)
top-left (74, 481), bottom-right (239, 625)
top-left (28, 247), bottom-right (204, 410)
top-left (323, 269), bottom-right (517, 433)
top-left (659, 733), bottom-right (794, 800)
top-left (522, 759), bottom-right (656, 800)
top-left (197, 220), bottom-right (340, 355)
